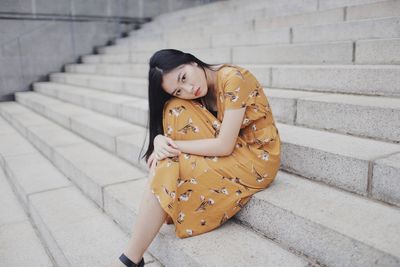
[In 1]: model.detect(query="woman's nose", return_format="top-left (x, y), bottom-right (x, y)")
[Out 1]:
top-left (184, 85), bottom-right (194, 93)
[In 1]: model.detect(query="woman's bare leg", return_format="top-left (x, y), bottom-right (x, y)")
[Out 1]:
top-left (113, 161), bottom-right (168, 266)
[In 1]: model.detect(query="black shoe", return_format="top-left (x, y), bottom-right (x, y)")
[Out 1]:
top-left (119, 253), bottom-right (145, 267)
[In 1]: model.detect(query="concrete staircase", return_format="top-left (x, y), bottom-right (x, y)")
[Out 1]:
top-left (1, 0), bottom-right (400, 266)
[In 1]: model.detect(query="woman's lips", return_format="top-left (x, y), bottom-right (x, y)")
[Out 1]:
top-left (194, 87), bottom-right (200, 96)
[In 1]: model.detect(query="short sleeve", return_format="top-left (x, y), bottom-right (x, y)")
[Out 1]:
top-left (222, 69), bottom-right (252, 110)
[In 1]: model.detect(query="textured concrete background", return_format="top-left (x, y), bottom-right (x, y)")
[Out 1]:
top-left (0, 0), bottom-right (216, 101)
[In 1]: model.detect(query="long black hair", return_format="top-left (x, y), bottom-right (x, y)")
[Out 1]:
top-left (139, 48), bottom-right (228, 163)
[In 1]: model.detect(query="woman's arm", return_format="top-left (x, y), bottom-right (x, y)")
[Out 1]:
top-left (174, 107), bottom-right (246, 156)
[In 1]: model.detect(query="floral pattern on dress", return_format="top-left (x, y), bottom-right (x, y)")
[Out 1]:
top-left (150, 64), bottom-right (281, 239)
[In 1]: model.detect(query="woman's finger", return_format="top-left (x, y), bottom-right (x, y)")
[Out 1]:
top-left (147, 157), bottom-right (154, 169)
top-left (157, 151), bottom-right (167, 161)
top-left (159, 154), bottom-right (167, 161)
top-left (164, 145), bottom-right (181, 155)
top-left (166, 138), bottom-right (179, 148)
top-left (162, 149), bottom-right (177, 159)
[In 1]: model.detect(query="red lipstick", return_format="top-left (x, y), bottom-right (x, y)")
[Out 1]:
top-left (194, 87), bottom-right (200, 96)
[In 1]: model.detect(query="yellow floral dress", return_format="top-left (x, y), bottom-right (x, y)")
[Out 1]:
top-left (150, 64), bottom-right (281, 239)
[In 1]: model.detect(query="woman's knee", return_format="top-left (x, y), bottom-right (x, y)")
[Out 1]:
top-left (163, 99), bottom-right (199, 137)
top-left (163, 98), bottom-right (216, 140)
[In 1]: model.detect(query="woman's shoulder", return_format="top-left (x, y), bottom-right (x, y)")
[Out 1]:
top-left (217, 64), bottom-right (248, 82)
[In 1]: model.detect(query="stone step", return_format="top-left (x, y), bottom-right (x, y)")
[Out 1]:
top-left (0, 166), bottom-right (54, 266)
top-left (2, 102), bottom-right (400, 267)
top-left (372, 152), bottom-right (400, 207)
top-left (318, 0), bottom-right (388, 10)
top-left (50, 72), bottom-right (148, 98)
top-left (172, 29), bottom-right (254, 50)
top-left (231, 41), bottom-right (353, 64)
top-left (0, 115), bottom-right (161, 267)
top-left (105, 33), bottom-right (400, 66)
top-left (355, 38), bottom-right (400, 64)
top-left (277, 122), bottom-right (400, 202)
top-left (254, 0), bottom-right (400, 31)
top-left (106, 39), bottom-right (168, 53)
top-left (65, 63), bottom-right (148, 79)
top-left (293, 15), bottom-right (400, 43)
top-left (59, 64), bottom-right (400, 97)
top-left (90, 40), bottom-right (359, 65)
top-left (103, 177), bottom-right (312, 267)
top-left (103, 31), bottom-right (290, 53)
top-left (265, 88), bottom-right (400, 143)
top-left (128, 21), bottom-right (253, 41)
top-left (83, 47), bottom-right (231, 64)
top-left (235, 170), bottom-right (400, 267)
top-left (103, 38), bottom-right (360, 66)
top-left (152, 0), bottom-right (231, 23)
top-left (242, 64), bottom-right (400, 97)
top-left (33, 81), bottom-right (400, 143)
top-left (136, 0), bottom-right (387, 34)
top-left (253, 5), bottom-right (341, 31)
top-left (103, 15), bottom-right (400, 56)
top-left (13, 91), bottom-right (400, 208)
top-left (163, 0), bottom-right (399, 38)
top-left (125, 1), bottom-right (398, 45)
top-left (140, 0), bottom-right (316, 31)
top-left (0, 102), bottom-right (315, 267)
top-left (128, 20), bottom-right (255, 45)
top-left (33, 82), bottom-right (149, 127)
top-left (10, 90), bottom-right (147, 171)
top-left (346, 0), bottom-right (400, 20)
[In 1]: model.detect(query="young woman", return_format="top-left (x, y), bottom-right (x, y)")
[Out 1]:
top-left (113, 49), bottom-right (281, 267)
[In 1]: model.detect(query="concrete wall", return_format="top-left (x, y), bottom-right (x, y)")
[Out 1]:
top-left (0, 0), bottom-right (215, 101)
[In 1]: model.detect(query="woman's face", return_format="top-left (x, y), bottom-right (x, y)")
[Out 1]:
top-left (161, 62), bottom-right (208, 99)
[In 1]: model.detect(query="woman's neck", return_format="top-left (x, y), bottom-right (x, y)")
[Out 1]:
top-left (204, 67), bottom-right (218, 95)
top-left (202, 64), bottom-right (225, 110)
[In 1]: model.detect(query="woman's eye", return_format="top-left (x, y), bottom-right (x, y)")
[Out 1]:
top-left (182, 74), bottom-right (186, 81)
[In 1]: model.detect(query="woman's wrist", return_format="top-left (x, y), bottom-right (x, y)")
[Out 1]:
top-left (154, 134), bottom-right (163, 143)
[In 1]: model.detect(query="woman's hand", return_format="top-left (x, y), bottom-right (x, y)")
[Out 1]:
top-left (153, 134), bottom-right (181, 161)
top-left (146, 151), bottom-right (156, 170)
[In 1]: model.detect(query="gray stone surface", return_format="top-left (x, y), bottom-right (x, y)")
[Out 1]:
top-left (262, 88), bottom-right (327, 124)
top-left (28, 186), bottom-right (129, 267)
top-left (236, 170), bottom-right (400, 267)
top-left (277, 121), bottom-right (400, 195)
top-left (263, 64), bottom-right (400, 97)
top-left (293, 16), bottom-right (400, 43)
top-left (0, 106), bottom-right (162, 266)
top-left (3, 152), bottom-right (72, 207)
top-left (103, 178), bottom-right (311, 267)
top-left (212, 28), bottom-right (290, 48)
top-left (254, 7), bottom-right (344, 30)
top-left (2, 0), bottom-right (400, 266)
top-left (232, 41), bottom-right (353, 64)
top-left (318, 0), bottom-right (387, 10)
top-left (0, 101), bottom-right (312, 266)
top-left (372, 152), bottom-right (400, 206)
top-left (296, 93), bottom-right (400, 142)
top-left (356, 38), bottom-right (400, 64)
top-left (0, 19), bottom-right (119, 102)
top-left (347, 0), bottom-right (400, 20)
top-left (0, 168), bottom-right (54, 267)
